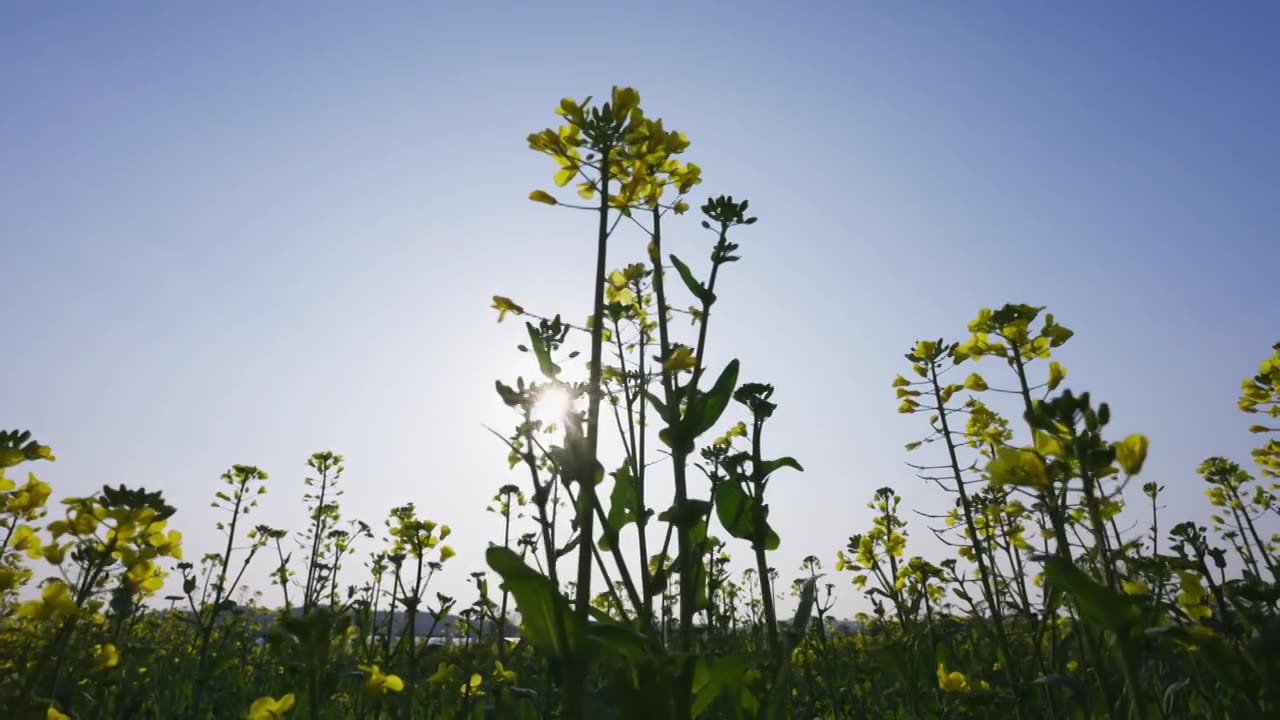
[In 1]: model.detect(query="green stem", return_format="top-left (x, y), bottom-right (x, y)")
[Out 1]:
top-left (563, 142), bottom-right (613, 720)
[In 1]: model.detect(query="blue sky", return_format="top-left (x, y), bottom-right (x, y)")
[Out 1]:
top-left (4, 3), bottom-right (1277, 614)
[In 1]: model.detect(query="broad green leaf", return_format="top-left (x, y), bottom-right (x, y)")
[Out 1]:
top-left (687, 359), bottom-right (740, 439)
top-left (758, 456), bottom-right (803, 481)
top-left (598, 465), bottom-right (643, 551)
top-left (692, 655), bottom-right (753, 718)
top-left (486, 546), bottom-right (579, 657)
top-left (766, 576), bottom-right (818, 719)
top-left (765, 662), bottom-right (794, 720)
top-left (555, 534), bottom-right (582, 559)
top-left (584, 622), bottom-right (649, 662)
top-left (525, 322), bottom-right (560, 379)
top-left (790, 575), bottom-right (819, 640)
top-left (669, 254), bottom-right (715, 306)
top-left (495, 380), bottom-right (522, 408)
top-left (658, 426), bottom-right (685, 452)
top-left (644, 391), bottom-right (675, 424)
top-left (715, 481), bottom-right (779, 551)
top-left (1042, 556), bottom-right (1142, 635)
top-left (658, 498), bottom-right (712, 530)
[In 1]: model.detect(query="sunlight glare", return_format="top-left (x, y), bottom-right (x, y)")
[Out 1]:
top-left (532, 385), bottom-right (573, 426)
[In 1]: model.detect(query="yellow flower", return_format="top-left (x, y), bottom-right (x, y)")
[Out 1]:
top-left (987, 448), bottom-right (1049, 489)
top-left (1184, 604), bottom-right (1214, 620)
top-left (1122, 579), bottom-right (1149, 595)
top-left (92, 643), bottom-right (120, 670)
top-left (936, 663), bottom-right (969, 692)
top-left (18, 580), bottom-right (77, 621)
top-left (439, 546), bottom-right (456, 562)
top-left (1187, 624), bottom-right (1216, 640)
top-left (11, 525), bottom-right (43, 558)
top-left (125, 560), bottom-right (164, 595)
top-left (885, 533), bottom-right (906, 557)
top-left (1113, 434), bottom-right (1150, 475)
top-left (47, 707), bottom-right (71, 720)
top-left (10, 478), bottom-right (53, 516)
top-left (42, 541), bottom-right (69, 565)
top-left (428, 662), bottom-right (456, 687)
top-left (528, 190), bottom-right (558, 205)
top-left (662, 346), bottom-right (697, 373)
top-left (1046, 360), bottom-right (1067, 390)
top-left (914, 340), bottom-right (939, 359)
top-left (358, 664), bottom-right (404, 694)
top-left (856, 536), bottom-right (876, 567)
top-left (0, 567), bottom-right (27, 591)
top-left (461, 672), bottom-right (484, 697)
top-left (493, 660), bottom-right (517, 684)
top-left (248, 693), bottom-right (295, 720)
top-left (147, 530), bottom-right (183, 559)
top-left (491, 296), bottom-right (525, 323)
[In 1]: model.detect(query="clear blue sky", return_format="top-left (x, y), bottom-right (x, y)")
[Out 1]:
top-left (4, 3), bottom-right (1277, 615)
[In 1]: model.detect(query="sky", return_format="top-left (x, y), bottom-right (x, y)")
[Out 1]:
top-left (3, 2), bottom-right (1278, 617)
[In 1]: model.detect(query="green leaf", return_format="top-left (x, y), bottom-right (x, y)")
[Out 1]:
top-left (644, 391), bottom-right (674, 425)
top-left (658, 502), bottom-right (712, 609)
top-left (659, 498), bottom-right (712, 530)
top-left (715, 481), bottom-right (779, 551)
top-left (764, 662), bottom-right (794, 720)
top-left (495, 380), bottom-right (523, 408)
top-left (648, 565), bottom-right (668, 596)
top-left (687, 359), bottom-right (740, 439)
top-left (669, 254), bottom-right (715, 306)
top-left (598, 465), bottom-right (642, 551)
top-left (525, 322), bottom-right (560, 379)
top-left (1042, 556), bottom-right (1142, 635)
top-left (758, 456), bottom-right (803, 481)
top-left (486, 546), bottom-right (579, 658)
top-left (765, 575), bottom-right (818, 719)
top-left (584, 622), bottom-right (650, 662)
top-left (555, 534), bottom-right (582, 559)
top-left (789, 575), bottom-right (818, 642)
top-left (693, 655), bottom-right (753, 718)
top-left (658, 426), bottom-right (684, 452)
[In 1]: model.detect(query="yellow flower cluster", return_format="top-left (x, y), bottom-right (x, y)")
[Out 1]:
top-left (526, 87), bottom-right (702, 213)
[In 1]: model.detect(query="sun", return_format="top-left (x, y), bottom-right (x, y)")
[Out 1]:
top-left (532, 385), bottom-right (573, 426)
